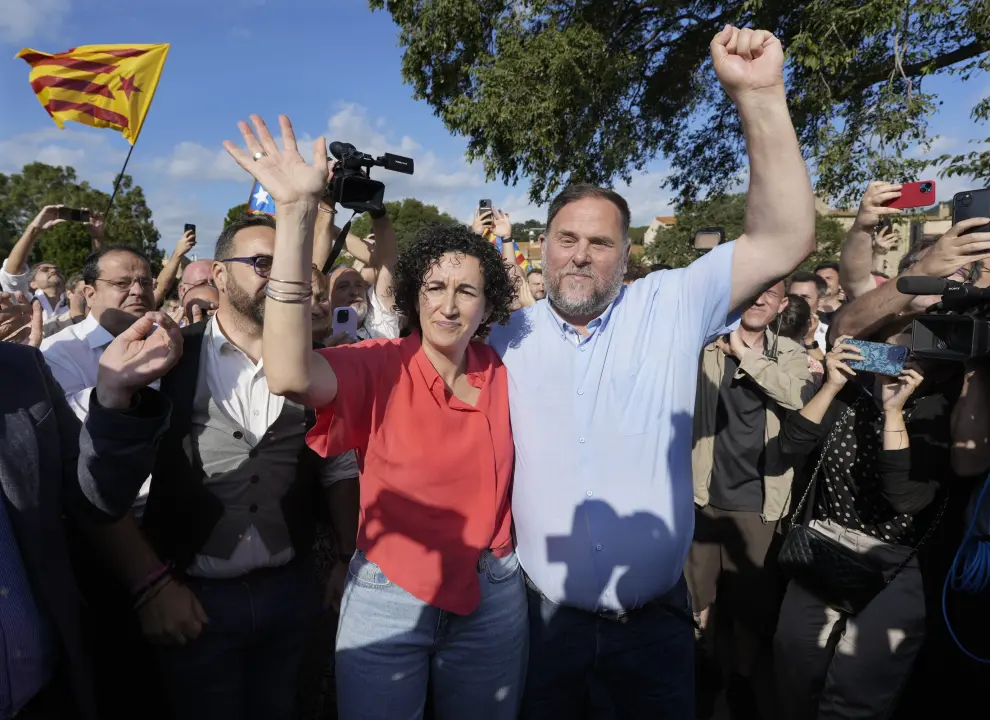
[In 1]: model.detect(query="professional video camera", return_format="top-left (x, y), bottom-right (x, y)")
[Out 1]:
top-left (327, 141), bottom-right (414, 215)
top-left (896, 276), bottom-right (990, 361)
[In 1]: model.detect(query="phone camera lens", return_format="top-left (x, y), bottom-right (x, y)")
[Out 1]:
top-left (920, 182), bottom-right (932, 193)
top-left (960, 194), bottom-right (972, 207)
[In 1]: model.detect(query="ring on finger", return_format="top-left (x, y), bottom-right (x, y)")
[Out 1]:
top-left (253, 151), bottom-right (267, 161)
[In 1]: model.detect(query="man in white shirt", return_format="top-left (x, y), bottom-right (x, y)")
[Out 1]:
top-left (2, 205), bottom-right (105, 337)
top-left (786, 270), bottom-right (830, 352)
top-left (85, 214), bottom-right (358, 720)
top-left (327, 264), bottom-right (401, 340)
top-left (42, 245), bottom-right (157, 418)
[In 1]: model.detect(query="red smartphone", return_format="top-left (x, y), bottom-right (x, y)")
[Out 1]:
top-left (883, 181), bottom-right (936, 210)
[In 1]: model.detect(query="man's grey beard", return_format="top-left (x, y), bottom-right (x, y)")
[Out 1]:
top-left (226, 277), bottom-right (265, 327)
top-left (353, 300), bottom-right (368, 324)
top-left (547, 259), bottom-right (626, 319)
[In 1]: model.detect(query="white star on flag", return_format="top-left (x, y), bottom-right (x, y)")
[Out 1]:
top-left (253, 188), bottom-right (270, 207)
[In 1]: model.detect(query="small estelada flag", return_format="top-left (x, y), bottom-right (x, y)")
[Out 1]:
top-left (17, 43), bottom-right (169, 145)
top-left (248, 179), bottom-right (276, 217)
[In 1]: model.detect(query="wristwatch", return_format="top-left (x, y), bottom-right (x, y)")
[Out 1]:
top-left (804, 341), bottom-right (819, 351)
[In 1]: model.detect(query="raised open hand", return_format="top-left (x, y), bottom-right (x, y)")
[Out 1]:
top-left (492, 210), bottom-right (512, 239)
top-left (223, 114), bottom-right (328, 208)
top-left (710, 25), bottom-right (784, 102)
top-left (856, 182), bottom-right (903, 233)
top-left (96, 312), bottom-right (183, 409)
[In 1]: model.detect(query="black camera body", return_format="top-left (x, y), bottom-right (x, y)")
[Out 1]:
top-left (327, 141), bottom-right (414, 215)
top-left (898, 276), bottom-right (990, 361)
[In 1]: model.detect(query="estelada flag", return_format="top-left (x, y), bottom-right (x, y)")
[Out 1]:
top-left (16, 43), bottom-right (169, 145)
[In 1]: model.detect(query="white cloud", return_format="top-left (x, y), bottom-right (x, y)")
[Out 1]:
top-left (0, 0), bottom-right (69, 43)
top-left (0, 127), bottom-right (126, 185)
top-left (147, 141), bottom-right (248, 183)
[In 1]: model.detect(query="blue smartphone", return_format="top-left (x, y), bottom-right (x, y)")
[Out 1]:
top-left (845, 339), bottom-right (909, 376)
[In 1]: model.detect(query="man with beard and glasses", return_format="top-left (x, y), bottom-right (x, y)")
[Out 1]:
top-left (488, 26), bottom-right (817, 718)
top-left (83, 214), bottom-right (357, 720)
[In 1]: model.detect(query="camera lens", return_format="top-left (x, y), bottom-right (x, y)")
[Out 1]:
top-left (961, 193), bottom-right (972, 207)
top-left (336, 309), bottom-right (348, 322)
top-left (920, 182), bottom-right (932, 193)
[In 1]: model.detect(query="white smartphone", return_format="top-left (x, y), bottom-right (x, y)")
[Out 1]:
top-left (332, 306), bottom-right (359, 338)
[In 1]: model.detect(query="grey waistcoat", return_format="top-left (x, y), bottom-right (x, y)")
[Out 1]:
top-left (190, 365), bottom-right (310, 560)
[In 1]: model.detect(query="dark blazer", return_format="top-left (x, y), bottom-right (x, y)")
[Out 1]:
top-left (142, 321), bottom-right (324, 571)
top-left (0, 343), bottom-right (171, 718)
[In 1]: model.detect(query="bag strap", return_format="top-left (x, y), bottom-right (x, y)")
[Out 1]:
top-left (791, 401), bottom-right (859, 520)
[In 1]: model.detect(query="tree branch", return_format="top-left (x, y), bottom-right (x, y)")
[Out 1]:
top-left (844, 39), bottom-right (989, 98)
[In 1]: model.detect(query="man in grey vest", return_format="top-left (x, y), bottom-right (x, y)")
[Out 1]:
top-left (90, 215), bottom-right (359, 720)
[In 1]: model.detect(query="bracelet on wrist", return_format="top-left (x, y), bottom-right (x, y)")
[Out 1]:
top-left (133, 575), bottom-right (174, 612)
top-left (130, 562), bottom-right (173, 599)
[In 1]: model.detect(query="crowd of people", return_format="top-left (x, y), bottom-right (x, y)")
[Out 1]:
top-left (1, 23), bottom-right (989, 720)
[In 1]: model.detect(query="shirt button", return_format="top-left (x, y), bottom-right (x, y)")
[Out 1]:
top-left (253, 410), bottom-right (260, 416)
top-left (577, 390), bottom-right (584, 395)
top-left (596, 544), bottom-right (603, 551)
top-left (233, 431), bottom-right (243, 440)
top-left (0, 587), bottom-right (8, 597)
top-left (579, 437), bottom-right (585, 443)
top-left (586, 490), bottom-right (593, 497)
top-left (249, 504), bottom-right (258, 513)
top-left (13, 648), bottom-right (23, 660)
top-left (580, 346), bottom-right (586, 352)
top-left (250, 475), bottom-right (260, 484)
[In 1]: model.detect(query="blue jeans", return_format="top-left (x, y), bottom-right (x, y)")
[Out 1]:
top-left (520, 576), bottom-right (694, 720)
top-left (335, 549), bottom-right (528, 720)
top-left (157, 559), bottom-right (320, 720)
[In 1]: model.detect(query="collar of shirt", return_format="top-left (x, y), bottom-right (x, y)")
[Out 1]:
top-left (34, 291), bottom-right (67, 320)
top-left (406, 331), bottom-right (488, 398)
top-left (544, 294), bottom-right (618, 346)
top-left (78, 312), bottom-right (115, 350)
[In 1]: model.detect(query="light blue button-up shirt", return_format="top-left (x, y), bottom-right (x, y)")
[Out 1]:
top-left (489, 241), bottom-right (737, 612)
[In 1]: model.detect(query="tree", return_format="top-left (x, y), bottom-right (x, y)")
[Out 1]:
top-left (643, 193), bottom-right (845, 271)
top-left (511, 218), bottom-right (544, 242)
top-left (224, 204), bottom-right (250, 229)
top-left (348, 198), bottom-right (461, 250)
top-left (0, 162), bottom-right (163, 274)
top-left (628, 226), bottom-right (650, 245)
top-left (371, 0), bottom-right (990, 207)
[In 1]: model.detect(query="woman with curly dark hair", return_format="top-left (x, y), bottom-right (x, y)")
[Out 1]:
top-left (224, 114), bottom-right (525, 720)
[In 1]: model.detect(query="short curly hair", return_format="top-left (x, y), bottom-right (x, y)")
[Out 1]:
top-left (392, 223), bottom-right (516, 339)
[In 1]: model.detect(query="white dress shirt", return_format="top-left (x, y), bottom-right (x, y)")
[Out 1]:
top-left (189, 318), bottom-right (292, 578)
top-left (360, 285), bottom-right (402, 340)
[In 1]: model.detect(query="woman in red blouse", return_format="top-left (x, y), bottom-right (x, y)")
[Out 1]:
top-left (224, 115), bottom-right (527, 720)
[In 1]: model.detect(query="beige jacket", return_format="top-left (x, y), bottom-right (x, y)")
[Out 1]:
top-left (692, 331), bottom-right (816, 522)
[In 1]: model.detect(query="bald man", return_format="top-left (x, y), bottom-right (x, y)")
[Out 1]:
top-left (328, 265), bottom-right (401, 339)
top-left (178, 259), bottom-right (214, 302)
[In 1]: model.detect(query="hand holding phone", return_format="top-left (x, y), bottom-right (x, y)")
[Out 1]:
top-left (845, 339), bottom-right (909, 376)
top-left (882, 180), bottom-right (936, 210)
top-left (952, 189), bottom-right (990, 236)
top-left (332, 306), bottom-right (359, 339)
top-left (57, 207), bottom-right (91, 223)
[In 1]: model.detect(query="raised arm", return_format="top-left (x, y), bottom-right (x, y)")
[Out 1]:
top-left (223, 114), bottom-right (338, 407)
top-left (839, 183), bottom-right (902, 300)
top-left (154, 230), bottom-right (196, 307)
top-left (830, 217), bottom-right (990, 341)
top-left (372, 213), bottom-right (399, 310)
top-left (709, 27), bottom-right (816, 311)
top-left (2, 205), bottom-right (66, 291)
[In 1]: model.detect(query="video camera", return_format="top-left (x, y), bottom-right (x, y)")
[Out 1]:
top-left (896, 276), bottom-right (990, 361)
top-left (327, 141), bottom-right (414, 215)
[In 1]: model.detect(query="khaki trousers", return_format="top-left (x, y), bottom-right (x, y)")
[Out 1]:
top-left (774, 519), bottom-right (926, 720)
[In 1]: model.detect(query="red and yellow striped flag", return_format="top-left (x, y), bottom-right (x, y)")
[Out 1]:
top-left (17, 43), bottom-right (169, 145)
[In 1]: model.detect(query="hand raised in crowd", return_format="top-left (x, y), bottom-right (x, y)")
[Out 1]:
top-left (873, 225), bottom-right (899, 254)
top-left (176, 228), bottom-right (197, 257)
top-left (84, 209), bottom-right (105, 239)
top-left (138, 579), bottom-right (209, 646)
top-left (223, 114), bottom-right (328, 208)
top-left (31, 204), bottom-right (67, 232)
top-left (880, 367), bottom-right (925, 413)
top-left (185, 301), bottom-right (217, 326)
top-left (823, 335), bottom-right (865, 390)
top-left (471, 207), bottom-right (494, 235)
top-left (916, 217), bottom-right (990, 279)
top-left (710, 25), bottom-right (784, 101)
top-left (854, 182), bottom-right (903, 234)
top-left (0, 293), bottom-right (42, 346)
top-left (492, 209), bottom-right (512, 239)
top-left (96, 312), bottom-right (183, 409)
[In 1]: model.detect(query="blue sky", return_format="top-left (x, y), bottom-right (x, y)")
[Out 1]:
top-left (0, 0), bottom-right (987, 256)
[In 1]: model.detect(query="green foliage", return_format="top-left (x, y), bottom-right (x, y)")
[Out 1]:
top-left (347, 198), bottom-right (461, 250)
top-left (224, 204), bottom-right (250, 229)
top-left (643, 193), bottom-right (845, 271)
top-left (0, 162), bottom-right (162, 275)
top-left (511, 218), bottom-right (544, 241)
top-left (371, 0), bottom-right (990, 207)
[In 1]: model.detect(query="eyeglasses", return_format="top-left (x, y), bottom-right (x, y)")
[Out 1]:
top-left (223, 255), bottom-right (273, 278)
top-left (96, 277), bottom-right (154, 292)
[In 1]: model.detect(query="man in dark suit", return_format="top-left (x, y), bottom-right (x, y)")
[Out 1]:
top-left (0, 310), bottom-right (182, 718)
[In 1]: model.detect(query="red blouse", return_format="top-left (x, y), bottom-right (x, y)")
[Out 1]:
top-left (307, 333), bottom-right (514, 615)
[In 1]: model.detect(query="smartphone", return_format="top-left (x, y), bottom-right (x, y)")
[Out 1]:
top-left (693, 227), bottom-right (724, 252)
top-left (479, 199), bottom-right (492, 213)
top-left (184, 223), bottom-right (196, 234)
top-left (883, 181), bottom-right (936, 210)
top-left (57, 207), bottom-right (90, 222)
top-left (845, 339), bottom-right (909, 376)
top-left (952, 189), bottom-right (990, 236)
top-left (332, 306), bottom-right (359, 338)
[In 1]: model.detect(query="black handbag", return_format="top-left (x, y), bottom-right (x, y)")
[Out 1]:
top-left (778, 401), bottom-right (943, 615)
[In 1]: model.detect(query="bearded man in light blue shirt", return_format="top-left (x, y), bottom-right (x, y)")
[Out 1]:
top-left (488, 24), bottom-right (818, 719)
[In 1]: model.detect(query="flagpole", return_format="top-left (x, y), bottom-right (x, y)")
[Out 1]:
top-left (104, 142), bottom-right (136, 217)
